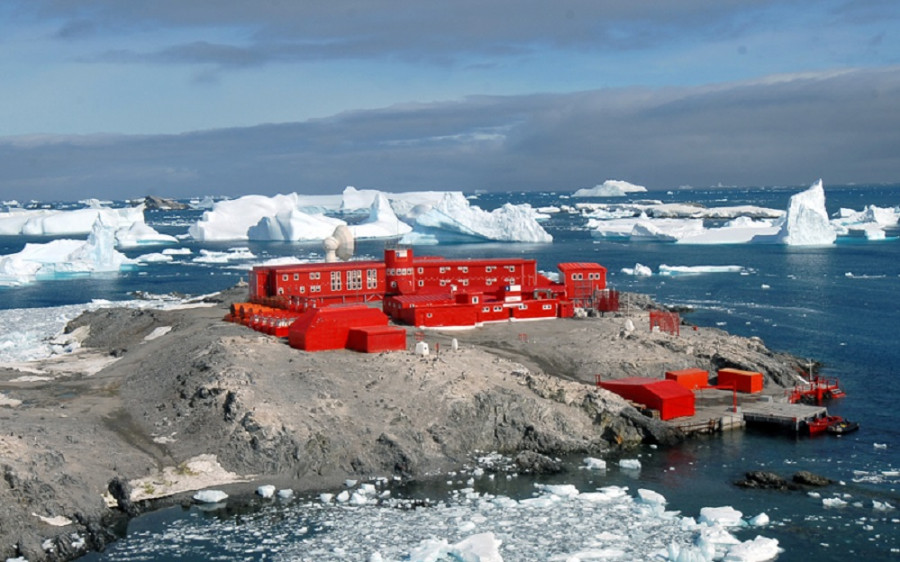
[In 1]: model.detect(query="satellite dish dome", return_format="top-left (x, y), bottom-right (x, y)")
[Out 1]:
top-left (323, 225), bottom-right (355, 262)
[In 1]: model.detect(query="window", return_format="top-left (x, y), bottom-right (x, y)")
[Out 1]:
top-left (299, 286), bottom-right (306, 294)
top-left (367, 269), bottom-right (378, 289)
top-left (278, 287), bottom-right (284, 294)
top-left (293, 273), bottom-right (299, 281)
top-left (506, 265), bottom-right (516, 272)
top-left (493, 306), bottom-right (503, 312)
top-left (440, 266), bottom-right (450, 274)
top-left (347, 269), bottom-right (362, 290)
top-left (486, 278), bottom-right (494, 286)
top-left (572, 273), bottom-right (583, 280)
top-left (282, 274), bottom-right (289, 281)
top-left (310, 285), bottom-right (321, 293)
top-left (331, 271), bottom-right (342, 291)
top-left (486, 266), bottom-right (495, 272)
top-left (440, 279), bottom-right (449, 286)
top-left (417, 267), bottom-right (424, 274)
top-left (310, 272), bottom-right (320, 280)
top-left (472, 296), bottom-right (479, 304)
top-left (542, 304), bottom-right (553, 310)
top-left (459, 266), bottom-right (468, 273)
top-left (461, 279), bottom-right (469, 286)
top-left (482, 306), bottom-right (490, 313)
top-left (391, 281), bottom-right (397, 288)
top-left (418, 280), bottom-right (424, 287)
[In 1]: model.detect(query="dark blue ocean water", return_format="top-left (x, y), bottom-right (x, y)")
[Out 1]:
top-left (3, 185), bottom-right (899, 560)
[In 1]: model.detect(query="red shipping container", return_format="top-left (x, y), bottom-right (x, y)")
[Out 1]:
top-left (665, 368), bottom-right (709, 390)
top-left (347, 326), bottom-right (408, 353)
top-left (717, 368), bottom-right (764, 393)
top-left (600, 377), bottom-right (695, 420)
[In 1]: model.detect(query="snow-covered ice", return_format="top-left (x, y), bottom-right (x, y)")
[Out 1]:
top-left (0, 216), bottom-right (134, 285)
top-left (573, 180), bottom-right (648, 197)
top-left (192, 490), bottom-right (228, 504)
top-left (400, 192), bottom-right (552, 244)
top-left (94, 481), bottom-right (780, 562)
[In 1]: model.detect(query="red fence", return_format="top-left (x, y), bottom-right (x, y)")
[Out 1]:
top-left (649, 310), bottom-right (680, 336)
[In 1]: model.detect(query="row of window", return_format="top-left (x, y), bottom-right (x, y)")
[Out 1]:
top-left (279, 269), bottom-right (379, 291)
top-left (570, 272), bottom-right (603, 281)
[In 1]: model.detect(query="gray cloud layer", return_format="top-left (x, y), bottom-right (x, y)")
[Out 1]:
top-left (2, 67), bottom-right (898, 201)
top-left (32, 0), bottom-right (821, 67)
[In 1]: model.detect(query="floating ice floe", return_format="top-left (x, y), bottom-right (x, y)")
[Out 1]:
top-left (619, 459), bottom-right (642, 470)
top-left (622, 263), bottom-right (654, 276)
top-left (659, 265), bottom-right (744, 276)
top-left (193, 489), bottom-right (228, 504)
top-left (585, 179), bottom-right (892, 246)
top-left (573, 179), bottom-right (648, 197)
top-left (699, 506), bottom-right (745, 527)
top-left (116, 482), bottom-right (781, 562)
top-left (256, 485), bottom-right (276, 499)
top-left (0, 216), bottom-right (134, 285)
top-left (582, 457), bottom-right (607, 470)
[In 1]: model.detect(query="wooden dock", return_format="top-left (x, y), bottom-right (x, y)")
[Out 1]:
top-left (741, 401), bottom-right (827, 432)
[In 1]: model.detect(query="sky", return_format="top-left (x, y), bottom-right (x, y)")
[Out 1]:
top-left (1, 0), bottom-right (899, 201)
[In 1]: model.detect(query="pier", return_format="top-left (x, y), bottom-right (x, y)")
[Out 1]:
top-left (665, 388), bottom-right (829, 435)
top-left (741, 401), bottom-right (827, 432)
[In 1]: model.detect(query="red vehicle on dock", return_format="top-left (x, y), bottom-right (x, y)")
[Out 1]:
top-left (788, 371), bottom-right (846, 405)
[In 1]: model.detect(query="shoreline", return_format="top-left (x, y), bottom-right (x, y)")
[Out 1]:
top-left (0, 288), bottom-right (808, 561)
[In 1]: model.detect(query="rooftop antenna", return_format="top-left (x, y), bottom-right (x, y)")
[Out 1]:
top-left (324, 225), bottom-right (355, 262)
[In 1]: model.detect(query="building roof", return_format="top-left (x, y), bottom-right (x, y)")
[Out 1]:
top-left (557, 262), bottom-right (607, 271)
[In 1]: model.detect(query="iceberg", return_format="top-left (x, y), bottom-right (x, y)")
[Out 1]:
top-left (0, 205), bottom-right (146, 236)
top-left (340, 185), bottom-right (449, 217)
top-left (347, 193), bottom-right (412, 240)
top-left (190, 193), bottom-right (313, 241)
top-left (831, 204), bottom-right (900, 240)
top-left (247, 209), bottom-right (346, 241)
top-left (574, 180), bottom-right (648, 197)
top-left (755, 179), bottom-right (836, 245)
top-left (0, 216), bottom-right (134, 285)
top-left (115, 220), bottom-right (179, 248)
top-left (400, 192), bottom-right (552, 244)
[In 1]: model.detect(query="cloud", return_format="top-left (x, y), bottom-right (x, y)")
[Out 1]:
top-left (2, 66), bottom-right (899, 200)
top-left (35, 0), bottom-right (807, 67)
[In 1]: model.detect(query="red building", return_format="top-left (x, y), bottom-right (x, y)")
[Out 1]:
top-left (665, 368), bottom-right (710, 390)
top-left (717, 368), bottom-right (764, 393)
top-left (600, 377), bottom-right (695, 420)
top-left (235, 248), bottom-right (615, 349)
top-left (248, 248), bottom-right (610, 329)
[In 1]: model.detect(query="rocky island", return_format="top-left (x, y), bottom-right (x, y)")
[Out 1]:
top-left (0, 287), bottom-right (808, 561)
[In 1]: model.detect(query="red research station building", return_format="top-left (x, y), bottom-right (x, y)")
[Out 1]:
top-left (248, 248), bottom-right (611, 329)
top-left (238, 248), bottom-right (615, 351)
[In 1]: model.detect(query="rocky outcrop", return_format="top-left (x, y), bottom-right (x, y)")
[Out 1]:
top-left (0, 287), bottom-right (807, 561)
top-left (735, 470), bottom-right (833, 490)
top-left (143, 196), bottom-right (188, 210)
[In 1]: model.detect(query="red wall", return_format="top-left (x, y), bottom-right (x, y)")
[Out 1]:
top-left (288, 306), bottom-right (389, 352)
top-left (665, 368), bottom-right (709, 390)
top-left (717, 368), bottom-right (763, 393)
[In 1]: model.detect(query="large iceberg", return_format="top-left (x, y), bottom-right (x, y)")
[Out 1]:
top-left (400, 192), bottom-right (552, 244)
top-left (574, 180), bottom-right (648, 197)
top-left (0, 204), bottom-right (145, 236)
top-left (585, 180), bottom-right (849, 246)
top-left (758, 179), bottom-right (836, 245)
top-left (247, 209), bottom-right (346, 241)
top-left (348, 193), bottom-right (412, 239)
top-left (0, 216), bottom-right (134, 285)
top-left (191, 189), bottom-right (551, 244)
